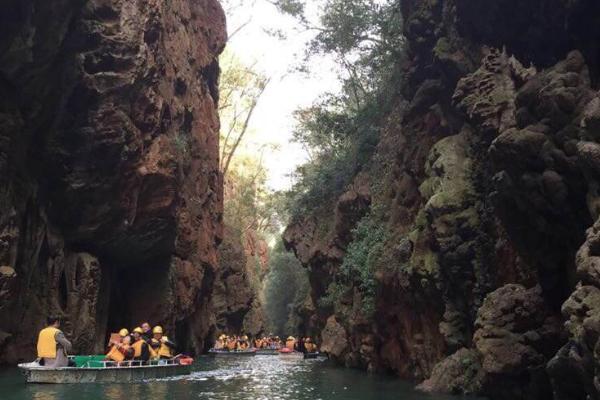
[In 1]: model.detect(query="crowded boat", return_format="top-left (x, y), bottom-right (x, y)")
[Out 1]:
top-left (210, 333), bottom-right (319, 356)
top-left (35, 316), bottom-right (181, 368)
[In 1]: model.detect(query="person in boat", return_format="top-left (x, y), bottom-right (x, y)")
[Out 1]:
top-left (285, 336), bottom-right (296, 350)
top-left (295, 337), bottom-right (306, 353)
top-left (37, 316), bottom-right (72, 368)
top-left (105, 329), bottom-right (134, 363)
top-left (238, 335), bottom-right (249, 350)
top-left (271, 336), bottom-right (282, 349)
top-left (214, 334), bottom-right (226, 350)
top-left (150, 326), bottom-right (176, 359)
top-left (226, 336), bottom-right (237, 351)
top-left (141, 322), bottom-right (153, 342)
top-left (131, 327), bottom-right (152, 362)
top-left (304, 337), bottom-right (317, 353)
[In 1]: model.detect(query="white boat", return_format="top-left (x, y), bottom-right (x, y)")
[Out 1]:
top-left (18, 356), bottom-right (192, 383)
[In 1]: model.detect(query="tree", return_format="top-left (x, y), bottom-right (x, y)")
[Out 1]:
top-left (276, 0), bottom-right (406, 220)
top-left (263, 241), bottom-right (309, 335)
top-left (223, 151), bottom-right (282, 238)
top-left (219, 50), bottom-right (270, 178)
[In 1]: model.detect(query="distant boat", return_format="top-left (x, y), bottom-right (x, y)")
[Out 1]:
top-left (208, 348), bottom-right (257, 357)
top-left (303, 352), bottom-right (319, 359)
top-left (256, 348), bottom-right (280, 355)
top-left (278, 348), bottom-right (303, 358)
top-left (18, 356), bottom-right (193, 384)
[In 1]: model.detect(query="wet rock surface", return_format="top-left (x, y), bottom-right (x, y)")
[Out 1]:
top-left (0, 0), bottom-right (226, 362)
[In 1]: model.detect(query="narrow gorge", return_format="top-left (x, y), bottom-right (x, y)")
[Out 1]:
top-left (2, 0), bottom-right (600, 400)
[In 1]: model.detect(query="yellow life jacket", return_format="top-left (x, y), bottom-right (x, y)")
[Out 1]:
top-left (132, 339), bottom-right (145, 358)
top-left (285, 340), bottom-right (295, 350)
top-left (106, 345), bottom-right (125, 362)
top-left (37, 327), bottom-right (60, 358)
top-left (150, 344), bottom-right (158, 359)
top-left (157, 336), bottom-right (173, 358)
top-left (133, 339), bottom-right (158, 359)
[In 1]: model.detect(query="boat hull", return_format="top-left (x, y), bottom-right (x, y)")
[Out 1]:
top-left (278, 351), bottom-right (303, 358)
top-left (18, 362), bottom-right (191, 384)
top-left (208, 350), bottom-right (256, 357)
top-left (256, 349), bottom-right (279, 356)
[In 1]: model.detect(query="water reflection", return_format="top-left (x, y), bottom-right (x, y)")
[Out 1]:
top-left (103, 382), bottom-right (170, 400)
top-left (0, 356), bottom-right (480, 400)
top-left (31, 390), bottom-right (59, 400)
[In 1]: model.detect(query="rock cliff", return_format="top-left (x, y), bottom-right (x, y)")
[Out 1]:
top-left (284, 1), bottom-right (600, 399)
top-left (213, 226), bottom-right (266, 337)
top-left (0, 0), bottom-right (226, 363)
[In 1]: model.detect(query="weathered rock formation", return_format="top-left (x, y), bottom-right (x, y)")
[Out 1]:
top-left (284, 1), bottom-right (600, 399)
top-left (213, 226), bottom-right (266, 337)
top-left (0, 0), bottom-right (226, 363)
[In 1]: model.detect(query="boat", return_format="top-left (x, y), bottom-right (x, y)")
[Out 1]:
top-left (278, 348), bottom-right (303, 358)
top-left (256, 348), bottom-right (280, 355)
top-left (18, 355), bottom-right (193, 384)
top-left (208, 348), bottom-right (257, 357)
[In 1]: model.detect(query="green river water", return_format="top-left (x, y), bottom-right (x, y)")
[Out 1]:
top-left (0, 356), bottom-right (479, 400)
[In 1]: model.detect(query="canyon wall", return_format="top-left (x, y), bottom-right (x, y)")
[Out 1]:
top-left (213, 226), bottom-right (266, 337)
top-left (0, 0), bottom-right (226, 363)
top-left (284, 1), bottom-right (600, 399)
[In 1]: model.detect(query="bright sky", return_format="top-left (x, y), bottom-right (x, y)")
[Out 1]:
top-left (223, 0), bottom-right (340, 191)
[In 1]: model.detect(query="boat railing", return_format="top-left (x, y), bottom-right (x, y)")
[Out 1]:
top-left (68, 356), bottom-right (181, 369)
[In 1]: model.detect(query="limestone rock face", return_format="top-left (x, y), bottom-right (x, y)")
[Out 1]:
top-left (284, 1), bottom-right (600, 399)
top-left (320, 316), bottom-right (348, 359)
top-left (0, 0), bottom-right (225, 363)
top-left (473, 285), bottom-right (563, 398)
top-left (213, 226), bottom-right (265, 337)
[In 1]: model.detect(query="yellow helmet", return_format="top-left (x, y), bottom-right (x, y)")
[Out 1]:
top-left (242, 335), bottom-right (248, 340)
top-left (133, 327), bottom-right (143, 334)
top-left (119, 328), bottom-right (129, 337)
top-left (153, 326), bottom-right (163, 334)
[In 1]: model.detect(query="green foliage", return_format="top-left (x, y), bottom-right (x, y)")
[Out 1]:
top-left (263, 241), bottom-right (310, 336)
top-left (219, 49), bottom-right (270, 177)
top-left (170, 134), bottom-right (192, 181)
top-left (224, 154), bottom-right (281, 240)
top-left (283, 93), bottom-right (382, 218)
top-left (173, 134), bottom-right (191, 157)
top-left (272, 0), bottom-right (305, 18)
top-left (280, 0), bottom-right (406, 220)
top-left (330, 213), bottom-right (390, 317)
top-left (318, 282), bottom-right (348, 309)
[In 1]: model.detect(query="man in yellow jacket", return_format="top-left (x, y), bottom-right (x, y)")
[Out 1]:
top-left (37, 316), bottom-right (72, 367)
top-left (150, 326), bottom-right (176, 359)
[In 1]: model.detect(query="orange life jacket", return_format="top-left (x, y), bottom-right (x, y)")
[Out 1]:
top-left (106, 345), bottom-right (125, 362)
